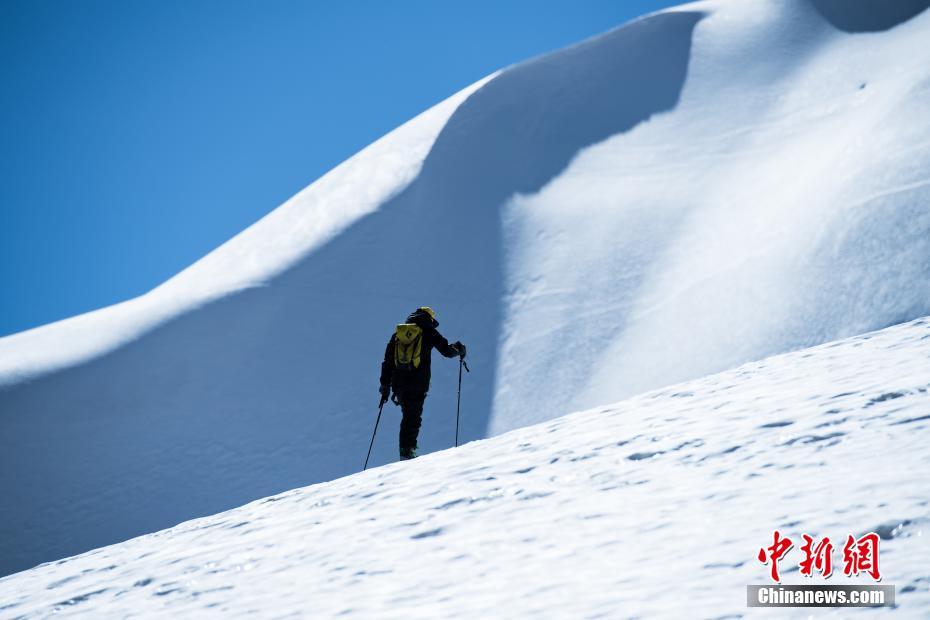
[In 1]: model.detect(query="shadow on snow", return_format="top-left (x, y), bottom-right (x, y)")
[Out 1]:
top-left (0, 11), bottom-right (703, 577)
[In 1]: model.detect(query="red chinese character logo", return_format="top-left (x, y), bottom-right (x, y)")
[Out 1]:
top-left (758, 530), bottom-right (794, 582)
top-left (842, 533), bottom-right (881, 581)
top-left (799, 534), bottom-right (833, 578)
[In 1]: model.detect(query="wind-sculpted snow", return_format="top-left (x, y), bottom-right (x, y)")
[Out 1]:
top-left (3, 0), bottom-right (930, 579)
top-left (0, 75), bottom-right (494, 578)
top-left (0, 7), bottom-right (702, 575)
top-left (493, 0), bottom-right (930, 433)
top-left (2, 317), bottom-right (929, 618)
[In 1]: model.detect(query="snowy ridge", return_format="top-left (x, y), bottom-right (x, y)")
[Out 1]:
top-left (3, 0), bottom-right (930, 578)
top-left (0, 76), bottom-right (493, 385)
top-left (494, 0), bottom-right (930, 432)
top-left (2, 316), bottom-right (929, 618)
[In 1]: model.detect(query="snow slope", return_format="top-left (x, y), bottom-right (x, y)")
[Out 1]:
top-left (3, 0), bottom-right (930, 577)
top-left (494, 0), bottom-right (930, 433)
top-left (2, 316), bottom-right (928, 618)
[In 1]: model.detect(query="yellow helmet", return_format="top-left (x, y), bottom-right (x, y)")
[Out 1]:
top-left (407, 306), bottom-right (438, 328)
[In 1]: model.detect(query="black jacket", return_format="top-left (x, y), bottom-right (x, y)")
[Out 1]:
top-left (380, 314), bottom-right (458, 395)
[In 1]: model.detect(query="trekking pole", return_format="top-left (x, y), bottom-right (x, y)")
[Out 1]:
top-left (455, 357), bottom-right (470, 447)
top-left (364, 401), bottom-right (386, 471)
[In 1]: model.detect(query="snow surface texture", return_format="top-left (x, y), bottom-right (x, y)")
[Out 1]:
top-left (2, 0), bottom-right (930, 577)
top-left (2, 317), bottom-right (929, 618)
top-left (495, 0), bottom-right (930, 433)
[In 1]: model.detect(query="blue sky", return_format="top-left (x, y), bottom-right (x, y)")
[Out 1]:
top-left (1, 0), bottom-right (681, 337)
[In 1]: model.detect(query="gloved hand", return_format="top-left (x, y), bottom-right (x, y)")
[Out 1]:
top-left (452, 341), bottom-right (467, 359)
top-left (379, 385), bottom-right (390, 406)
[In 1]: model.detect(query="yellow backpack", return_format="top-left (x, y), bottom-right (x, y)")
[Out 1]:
top-left (394, 323), bottom-right (423, 370)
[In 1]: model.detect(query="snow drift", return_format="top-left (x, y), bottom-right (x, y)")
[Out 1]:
top-left (2, 316), bottom-right (929, 617)
top-left (2, 0), bottom-right (930, 577)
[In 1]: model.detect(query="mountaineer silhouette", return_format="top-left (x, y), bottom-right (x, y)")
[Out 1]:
top-left (379, 307), bottom-right (466, 460)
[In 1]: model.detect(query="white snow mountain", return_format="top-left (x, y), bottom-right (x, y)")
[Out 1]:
top-left (2, 0), bottom-right (930, 580)
top-left (2, 316), bottom-right (929, 617)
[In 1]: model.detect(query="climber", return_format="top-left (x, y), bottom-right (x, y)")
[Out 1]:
top-left (379, 307), bottom-right (466, 460)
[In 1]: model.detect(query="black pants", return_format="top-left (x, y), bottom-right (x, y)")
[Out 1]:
top-left (397, 391), bottom-right (427, 452)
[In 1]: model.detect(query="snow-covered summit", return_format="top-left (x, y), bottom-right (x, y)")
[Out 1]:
top-left (2, 316), bottom-right (928, 617)
top-left (2, 0), bottom-right (930, 577)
